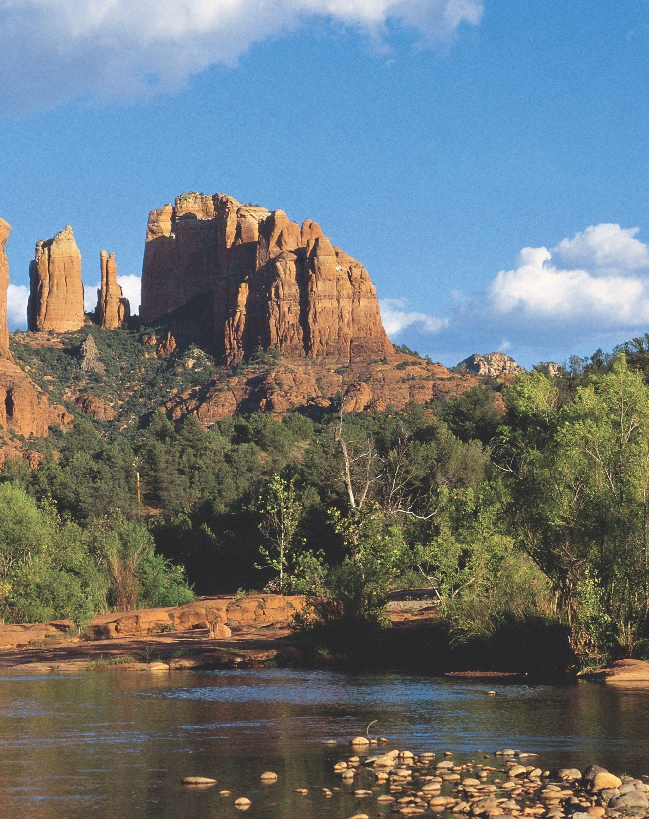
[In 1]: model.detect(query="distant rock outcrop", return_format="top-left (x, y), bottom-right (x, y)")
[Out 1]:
top-left (28, 225), bottom-right (85, 332)
top-left (536, 362), bottom-right (563, 378)
top-left (141, 192), bottom-right (393, 365)
top-left (457, 352), bottom-right (525, 378)
top-left (97, 251), bottom-right (129, 330)
top-left (0, 219), bottom-right (11, 356)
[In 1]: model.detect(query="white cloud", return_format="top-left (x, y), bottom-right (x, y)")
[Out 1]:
top-left (84, 275), bottom-right (141, 314)
top-left (84, 283), bottom-right (99, 314)
top-left (6, 284), bottom-right (29, 328)
top-left (552, 224), bottom-right (649, 273)
top-left (117, 274), bottom-right (141, 315)
top-left (380, 298), bottom-right (448, 336)
top-left (489, 224), bottom-right (649, 327)
top-left (0, 0), bottom-right (483, 111)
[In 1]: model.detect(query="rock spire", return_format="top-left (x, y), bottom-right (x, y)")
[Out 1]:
top-left (0, 219), bottom-right (11, 356)
top-left (28, 225), bottom-right (85, 332)
top-left (141, 192), bottom-right (393, 365)
top-left (97, 250), bottom-right (129, 329)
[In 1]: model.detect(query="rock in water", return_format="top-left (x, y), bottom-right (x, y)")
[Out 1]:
top-left (141, 192), bottom-right (393, 365)
top-left (97, 251), bottom-right (129, 329)
top-left (28, 225), bottom-right (85, 332)
top-left (0, 219), bottom-right (11, 356)
top-left (182, 776), bottom-right (217, 786)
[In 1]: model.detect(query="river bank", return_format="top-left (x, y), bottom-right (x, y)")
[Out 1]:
top-left (0, 594), bottom-right (646, 681)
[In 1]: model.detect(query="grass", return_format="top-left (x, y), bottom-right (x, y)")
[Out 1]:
top-left (87, 654), bottom-right (135, 670)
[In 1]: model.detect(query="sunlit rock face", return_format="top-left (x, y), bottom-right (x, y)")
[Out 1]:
top-left (97, 250), bottom-right (129, 330)
top-left (141, 192), bottom-right (393, 365)
top-left (28, 225), bottom-right (85, 332)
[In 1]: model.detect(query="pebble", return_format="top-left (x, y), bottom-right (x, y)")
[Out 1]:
top-left (181, 776), bottom-right (217, 786)
top-left (351, 736), bottom-right (371, 747)
top-left (219, 790), bottom-right (231, 796)
top-left (260, 771), bottom-right (278, 782)
top-left (294, 788), bottom-right (308, 795)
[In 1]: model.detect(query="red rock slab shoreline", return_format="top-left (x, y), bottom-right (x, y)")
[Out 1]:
top-left (0, 621), bottom-right (303, 674)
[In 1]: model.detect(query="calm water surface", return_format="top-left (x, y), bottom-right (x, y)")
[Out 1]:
top-left (0, 669), bottom-right (647, 819)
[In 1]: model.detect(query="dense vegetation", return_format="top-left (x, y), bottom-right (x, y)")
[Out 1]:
top-left (4, 326), bottom-right (649, 671)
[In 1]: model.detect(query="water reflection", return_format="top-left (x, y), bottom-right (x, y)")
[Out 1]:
top-left (0, 670), bottom-right (646, 818)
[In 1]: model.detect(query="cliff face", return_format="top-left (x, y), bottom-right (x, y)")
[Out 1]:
top-left (97, 250), bottom-right (129, 330)
top-left (141, 193), bottom-right (393, 364)
top-left (0, 219), bottom-right (11, 356)
top-left (28, 225), bottom-right (85, 332)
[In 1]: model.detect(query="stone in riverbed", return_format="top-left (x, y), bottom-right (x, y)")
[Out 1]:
top-left (351, 736), bottom-right (371, 747)
top-left (558, 768), bottom-right (582, 781)
top-left (182, 776), bottom-right (216, 786)
top-left (260, 771), bottom-right (278, 782)
top-left (583, 765), bottom-right (608, 782)
top-left (592, 772), bottom-right (622, 791)
top-left (608, 791), bottom-right (649, 809)
top-left (507, 764), bottom-right (527, 777)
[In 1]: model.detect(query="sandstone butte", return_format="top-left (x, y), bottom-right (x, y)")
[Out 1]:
top-left (28, 225), bottom-right (85, 332)
top-left (96, 250), bottom-right (130, 330)
top-left (0, 219), bottom-right (71, 447)
top-left (138, 191), bottom-right (489, 419)
top-left (141, 192), bottom-right (393, 365)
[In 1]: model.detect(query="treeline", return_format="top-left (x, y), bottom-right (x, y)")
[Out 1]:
top-left (2, 336), bottom-right (649, 668)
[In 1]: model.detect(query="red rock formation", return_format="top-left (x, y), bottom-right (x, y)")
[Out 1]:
top-left (73, 395), bottom-right (117, 421)
top-left (28, 225), bottom-right (85, 332)
top-left (0, 219), bottom-right (11, 356)
top-left (0, 356), bottom-right (52, 437)
top-left (97, 250), bottom-right (129, 329)
top-left (141, 193), bottom-right (393, 365)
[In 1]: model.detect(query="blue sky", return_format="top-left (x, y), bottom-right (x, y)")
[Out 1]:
top-left (2, 0), bottom-right (649, 369)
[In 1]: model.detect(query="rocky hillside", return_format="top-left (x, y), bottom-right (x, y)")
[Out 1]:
top-left (9, 323), bottom-right (481, 436)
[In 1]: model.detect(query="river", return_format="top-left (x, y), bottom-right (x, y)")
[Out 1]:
top-left (0, 669), bottom-right (647, 818)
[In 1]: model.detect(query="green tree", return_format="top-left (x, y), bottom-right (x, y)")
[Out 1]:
top-left (326, 502), bottom-right (404, 624)
top-left (256, 474), bottom-right (303, 592)
top-left (500, 356), bottom-right (649, 658)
